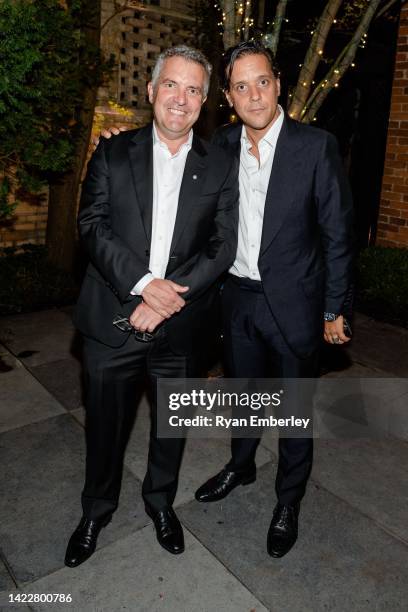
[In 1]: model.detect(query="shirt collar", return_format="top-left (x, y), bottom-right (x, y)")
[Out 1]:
top-left (153, 122), bottom-right (193, 155)
top-left (241, 104), bottom-right (284, 150)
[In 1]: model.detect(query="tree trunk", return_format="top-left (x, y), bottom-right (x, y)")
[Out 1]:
top-left (265, 0), bottom-right (288, 56)
top-left (221, 0), bottom-right (238, 49)
top-left (289, 0), bottom-right (343, 120)
top-left (243, 0), bottom-right (252, 41)
top-left (46, 0), bottom-right (101, 271)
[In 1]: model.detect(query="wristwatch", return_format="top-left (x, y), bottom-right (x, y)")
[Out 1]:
top-left (324, 312), bottom-right (340, 322)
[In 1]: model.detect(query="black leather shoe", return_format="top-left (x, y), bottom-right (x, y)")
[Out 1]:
top-left (195, 467), bottom-right (256, 503)
top-left (267, 503), bottom-right (300, 558)
top-left (64, 515), bottom-right (111, 568)
top-left (147, 507), bottom-right (184, 555)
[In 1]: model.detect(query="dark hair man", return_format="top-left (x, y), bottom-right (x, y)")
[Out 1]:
top-left (195, 41), bottom-right (354, 558)
top-left (64, 45), bottom-right (238, 567)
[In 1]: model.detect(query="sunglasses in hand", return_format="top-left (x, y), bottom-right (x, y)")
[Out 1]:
top-left (112, 315), bottom-right (157, 343)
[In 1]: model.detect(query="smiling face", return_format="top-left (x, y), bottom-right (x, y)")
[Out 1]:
top-left (148, 55), bottom-right (207, 148)
top-left (225, 53), bottom-right (281, 141)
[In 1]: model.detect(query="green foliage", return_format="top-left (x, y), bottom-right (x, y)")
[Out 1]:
top-left (0, 244), bottom-right (79, 314)
top-left (0, 0), bottom-right (103, 217)
top-left (356, 246), bottom-right (408, 328)
top-left (0, 176), bottom-right (16, 217)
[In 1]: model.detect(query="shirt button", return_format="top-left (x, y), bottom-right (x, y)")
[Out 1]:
top-left (251, 244), bottom-right (255, 248)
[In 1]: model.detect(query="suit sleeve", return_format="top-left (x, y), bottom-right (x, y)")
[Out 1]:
top-left (78, 139), bottom-right (150, 303)
top-left (315, 133), bottom-right (355, 313)
top-left (167, 156), bottom-right (239, 302)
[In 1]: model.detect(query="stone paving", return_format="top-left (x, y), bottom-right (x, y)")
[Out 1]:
top-left (0, 309), bottom-right (407, 612)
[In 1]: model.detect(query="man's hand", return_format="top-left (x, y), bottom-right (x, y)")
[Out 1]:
top-left (129, 302), bottom-right (164, 333)
top-left (91, 126), bottom-right (128, 150)
top-left (141, 279), bottom-right (189, 318)
top-left (324, 315), bottom-right (351, 345)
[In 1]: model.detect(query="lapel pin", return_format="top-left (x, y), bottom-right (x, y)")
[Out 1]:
top-left (192, 174), bottom-right (198, 180)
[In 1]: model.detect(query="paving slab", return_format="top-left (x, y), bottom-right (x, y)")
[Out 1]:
top-left (345, 313), bottom-right (408, 377)
top-left (21, 526), bottom-right (267, 612)
top-left (178, 463), bottom-right (408, 612)
top-left (313, 377), bottom-right (408, 440)
top-left (0, 558), bottom-right (14, 593)
top-left (29, 358), bottom-right (84, 412)
top-left (0, 414), bottom-right (147, 585)
top-left (312, 438), bottom-right (408, 543)
top-left (0, 594), bottom-right (30, 612)
top-left (0, 310), bottom-right (77, 367)
top-left (388, 391), bottom-right (408, 440)
top-left (0, 350), bottom-right (65, 434)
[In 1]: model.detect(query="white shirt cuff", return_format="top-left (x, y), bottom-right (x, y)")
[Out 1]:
top-left (130, 273), bottom-right (155, 296)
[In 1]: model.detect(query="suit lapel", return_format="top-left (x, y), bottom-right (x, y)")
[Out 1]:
top-left (169, 134), bottom-right (207, 255)
top-left (128, 124), bottom-right (153, 243)
top-left (260, 118), bottom-right (305, 256)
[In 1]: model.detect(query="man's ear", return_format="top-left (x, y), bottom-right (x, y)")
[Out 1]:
top-left (225, 90), bottom-right (233, 108)
top-left (147, 81), bottom-right (154, 104)
top-left (276, 78), bottom-right (281, 98)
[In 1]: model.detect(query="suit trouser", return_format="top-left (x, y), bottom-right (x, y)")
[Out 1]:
top-left (80, 328), bottom-right (195, 521)
top-left (222, 276), bottom-right (318, 506)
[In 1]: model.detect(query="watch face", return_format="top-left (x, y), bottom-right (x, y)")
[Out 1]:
top-left (324, 313), bottom-right (338, 322)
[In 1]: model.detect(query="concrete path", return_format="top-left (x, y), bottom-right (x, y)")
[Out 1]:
top-left (0, 309), bottom-right (407, 612)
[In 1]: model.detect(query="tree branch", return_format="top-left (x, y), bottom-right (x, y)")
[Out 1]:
top-left (302, 0), bottom-right (383, 123)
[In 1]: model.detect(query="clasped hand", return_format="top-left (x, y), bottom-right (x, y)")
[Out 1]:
top-left (130, 278), bottom-right (189, 333)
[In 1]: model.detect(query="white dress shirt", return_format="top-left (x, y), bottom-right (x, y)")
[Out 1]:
top-left (131, 123), bottom-right (193, 295)
top-left (229, 106), bottom-right (284, 280)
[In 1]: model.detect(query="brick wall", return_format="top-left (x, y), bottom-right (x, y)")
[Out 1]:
top-left (377, 4), bottom-right (408, 248)
top-left (0, 0), bottom-right (195, 251)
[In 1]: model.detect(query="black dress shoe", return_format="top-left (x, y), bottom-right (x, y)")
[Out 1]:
top-left (147, 507), bottom-right (184, 555)
top-left (267, 503), bottom-right (300, 558)
top-left (64, 515), bottom-right (111, 568)
top-left (195, 467), bottom-right (256, 503)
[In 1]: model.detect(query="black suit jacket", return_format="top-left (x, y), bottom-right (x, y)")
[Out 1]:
top-left (213, 117), bottom-right (354, 358)
top-left (74, 124), bottom-right (239, 353)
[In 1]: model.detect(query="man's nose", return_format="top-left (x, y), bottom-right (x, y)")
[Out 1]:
top-left (174, 87), bottom-right (187, 105)
top-left (248, 84), bottom-right (261, 101)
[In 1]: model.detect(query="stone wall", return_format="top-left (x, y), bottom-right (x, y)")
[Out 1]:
top-left (0, 0), bottom-right (195, 250)
top-left (377, 4), bottom-right (408, 248)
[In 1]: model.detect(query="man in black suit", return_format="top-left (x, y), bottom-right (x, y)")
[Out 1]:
top-left (64, 45), bottom-right (238, 567)
top-left (195, 42), bottom-right (354, 558)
